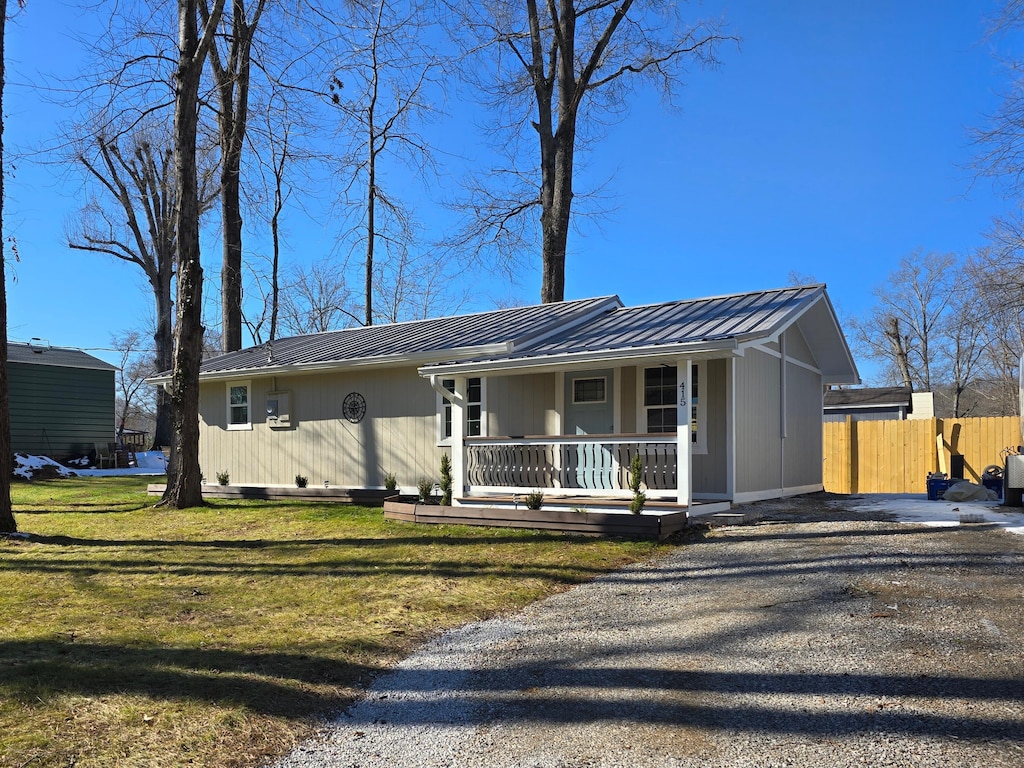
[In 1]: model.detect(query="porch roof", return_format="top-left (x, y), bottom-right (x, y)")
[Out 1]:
top-left (419, 284), bottom-right (860, 385)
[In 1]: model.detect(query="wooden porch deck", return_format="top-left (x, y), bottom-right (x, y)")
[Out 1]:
top-left (383, 495), bottom-right (731, 540)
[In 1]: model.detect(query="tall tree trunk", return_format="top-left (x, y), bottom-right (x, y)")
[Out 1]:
top-left (205, 0), bottom-right (263, 352)
top-left (220, 162), bottom-right (243, 351)
top-left (365, 119), bottom-right (376, 326)
top-left (163, 0), bottom-right (224, 508)
top-left (0, 0), bottom-right (15, 534)
top-left (151, 269), bottom-right (174, 448)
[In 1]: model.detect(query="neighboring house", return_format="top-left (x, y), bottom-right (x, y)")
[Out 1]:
top-left (155, 285), bottom-right (858, 508)
top-left (823, 386), bottom-right (913, 422)
top-left (8, 341), bottom-right (116, 460)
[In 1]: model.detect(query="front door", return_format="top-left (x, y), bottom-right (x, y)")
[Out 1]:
top-left (565, 369), bottom-right (614, 435)
top-left (564, 370), bottom-right (614, 489)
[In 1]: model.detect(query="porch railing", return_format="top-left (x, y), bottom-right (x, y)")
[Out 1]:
top-left (464, 436), bottom-right (678, 498)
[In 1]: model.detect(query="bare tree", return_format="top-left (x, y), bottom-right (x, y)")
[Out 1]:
top-left (850, 251), bottom-right (957, 392)
top-left (327, 0), bottom-right (441, 326)
top-left (277, 257), bottom-right (359, 335)
top-left (0, 0), bottom-right (18, 533)
top-left (111, 330), bottom-right (157, 438)
top-left (161, 0), bottom-right (226, 508)
top-left (67, 125), bottom-right (215, 449)
top-left (450, 1), bottom-right (733, 303)
top-left (199, 0), bottom-right (266, 353)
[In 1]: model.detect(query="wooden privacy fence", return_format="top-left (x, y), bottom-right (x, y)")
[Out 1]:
top-left (823, 416), bottom-right (1021, 495)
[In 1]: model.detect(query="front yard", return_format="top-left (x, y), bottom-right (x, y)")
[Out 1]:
top-left (0, 477), bottom-right (659, 768)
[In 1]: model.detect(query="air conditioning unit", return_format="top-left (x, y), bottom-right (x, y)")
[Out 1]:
top-left (1005, 455), bottom-right (1024, 507)
top-left (1007, 357), bottom-right (1024, 507)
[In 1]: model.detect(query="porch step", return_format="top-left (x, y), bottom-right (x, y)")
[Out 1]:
top-left (698, 511), bottom-right (762, 527)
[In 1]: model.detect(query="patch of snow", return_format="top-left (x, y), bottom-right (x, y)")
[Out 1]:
top-left (845, 493), bottom-right (1024, 536)
top-left (13, 453), bottom-right (76, 480)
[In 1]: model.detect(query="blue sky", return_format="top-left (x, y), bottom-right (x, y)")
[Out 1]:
top-left (2, 0), bottom-right (1016, 381)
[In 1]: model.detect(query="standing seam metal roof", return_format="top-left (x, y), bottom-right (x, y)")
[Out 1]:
top-left (196, 295), bottom-right (620, 375)
top-left (437, 285), bottom-right (826, 364)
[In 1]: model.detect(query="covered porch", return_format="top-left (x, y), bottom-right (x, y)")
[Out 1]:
top-left (426, 351), bottom-right (733, 516)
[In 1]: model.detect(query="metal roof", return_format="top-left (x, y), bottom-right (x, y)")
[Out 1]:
top-left (190, 296), bottom-right (621, 378)
top-left (7, 342), bottom-right (116, 371)
top-left (421, 285), bottom-right (834, 366)
top-left (494, 284), bottom-right (825, 357)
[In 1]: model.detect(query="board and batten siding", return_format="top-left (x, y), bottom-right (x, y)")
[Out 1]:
top-left (734, 347), bottom-right (782, 495)
top-left (485, 373), bottom-right (555, 436)
top-left (733, 328), bottom-right (826, 499)
top-left (692, 358), bottom-right (728, 496)
top-left (783, 358), bottom-right (824, 489)
top-left (199, 366), bottom-right (441, 488)
top-left (9, 362), bottom-right (114, 459)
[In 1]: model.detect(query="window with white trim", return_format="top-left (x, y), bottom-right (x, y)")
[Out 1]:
top-left (227, 381), bottom-right (252, 430)
top-left (572, 376), bottom-right (607, 404)
top-left (642, 364), bottom-right (705, 451)
top-left (441, 377), bottom-right (483, 439)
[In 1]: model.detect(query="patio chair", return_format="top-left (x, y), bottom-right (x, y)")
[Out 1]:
top-left (94, 442), bottom-right (116, 469)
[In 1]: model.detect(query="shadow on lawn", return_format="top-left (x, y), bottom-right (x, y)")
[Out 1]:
top-left (0, 639), bottom-right (380, 720)
top-left (4, 639), bottom-right (1021, 740)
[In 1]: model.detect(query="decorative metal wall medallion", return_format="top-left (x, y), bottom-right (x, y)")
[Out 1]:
top-left (342, 391), bottom-right (367, 423)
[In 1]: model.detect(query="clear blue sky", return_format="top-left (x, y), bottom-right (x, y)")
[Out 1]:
top-left (2, 0), bottom-right (1015, 381)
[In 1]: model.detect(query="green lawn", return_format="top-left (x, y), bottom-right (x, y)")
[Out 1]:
top-left (0, 476), bottom-right (662, 767)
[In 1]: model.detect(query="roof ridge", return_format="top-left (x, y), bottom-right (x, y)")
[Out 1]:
top-left (614, 284), bottom-right (824, 312)
top-left (262, 295), bottom-right (621, 345)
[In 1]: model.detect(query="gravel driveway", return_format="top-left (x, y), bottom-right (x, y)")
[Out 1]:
top-left (271, 496), bottom-right (1024, 767)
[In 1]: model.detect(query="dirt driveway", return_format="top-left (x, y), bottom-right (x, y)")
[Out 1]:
top-left (272, 495), bottom-right (1024, 768)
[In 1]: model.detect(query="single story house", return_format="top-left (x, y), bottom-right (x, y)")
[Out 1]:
top-left (157, 285), bottom-right (858, 509)
top-left (8, 341), bottom-right (116, 460)
top-left (824, 386), bottom-right (913, 422)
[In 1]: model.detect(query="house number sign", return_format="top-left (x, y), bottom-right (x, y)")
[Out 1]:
top-left (342, 392), bottom-right (367, 423)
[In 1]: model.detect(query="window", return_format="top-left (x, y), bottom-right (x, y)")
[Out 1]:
top-left (643, 364), bottom-right (705, 450)
top-left (442, 377), bottom-right (483, 439)
top-left (644, 366), bottom-right (677, 434)
top-left (572, 377), bottom-right (607, 404)
top-left (227, 381), bottom-right (252, 430)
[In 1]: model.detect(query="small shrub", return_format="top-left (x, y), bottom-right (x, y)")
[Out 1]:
top-left (383, 472), bottom-right (398, 492)
top-left (629, 491), bottom-right (646, 514)
top-left (295, 475), bottom-right (308, 488)
top-left (525, 490), bottom-right (544, 510)
top-left (216, 471), bottom-right (230, 486)
top-left (439, 454), bottom-right (453, 506)
top-left (417, 477), bottom-right (436, 503)
top-left (628, 453), bottom-right (645, 514)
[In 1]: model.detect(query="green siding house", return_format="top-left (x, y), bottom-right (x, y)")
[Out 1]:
top-left (8, 342), bottom-right (116, 460)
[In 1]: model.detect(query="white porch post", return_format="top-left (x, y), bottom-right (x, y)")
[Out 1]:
top-left (677, 358), bottom-right (693, 507)
top-left (450, 375), bottom-right (466, 503)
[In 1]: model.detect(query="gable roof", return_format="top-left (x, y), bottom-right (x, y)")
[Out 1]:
top-left (421, 285), bottom-right (860, 385)
top-left (170, 296), bottom-right (621, 381)
top-left (824, 386), bottom-right (912, 409)
top-left (7, 342), bottom-right (116, 371)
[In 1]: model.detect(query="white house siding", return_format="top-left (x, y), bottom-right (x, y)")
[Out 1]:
top-left (734, 347), bottom-right (783, 495)
top-left (198, 365), bottom-right (440, 488)
top-left (692, 358), bottom-right (728, 495)
top-left (485, 373), bottom-right (556, 436)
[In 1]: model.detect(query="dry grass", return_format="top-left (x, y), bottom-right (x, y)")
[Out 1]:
top-left (0, 477), bottom-right (660, 767)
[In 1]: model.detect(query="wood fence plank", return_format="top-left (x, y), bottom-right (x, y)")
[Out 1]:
top-left (822, 415), bottom-right (1019, 495)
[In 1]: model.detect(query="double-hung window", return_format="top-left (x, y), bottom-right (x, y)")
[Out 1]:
top-left (642, 365), bottom-right (705, 451)
top-left (227, 381), bottom-right (252, 430)
top-left (441, 377), bottom-right (483, 440)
